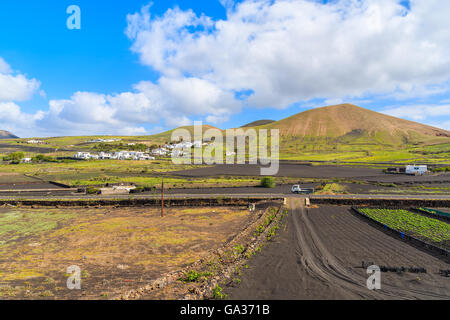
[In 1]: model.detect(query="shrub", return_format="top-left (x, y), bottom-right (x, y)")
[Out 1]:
top-left (3, 152), bottom-right (24, 162)
top-left (86, 187), bottom-right (100, 195)
top-left (260, 177), bottom-right (276, 188)
top-left (232, 244), bottom-right (245, 255)
top-left (130, 187), bottom-right (144, 194)
top-left (32, 154), bottom-right (56, 163)
top-left (212, 285), bottom-right (227, 299)
top-left (179, 270), bottom-right (213, 283)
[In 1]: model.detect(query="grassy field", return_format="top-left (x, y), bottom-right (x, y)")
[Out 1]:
top-left (279, 139), bottom-right (450, 163)
top-left (0, 160), bottom-right (219, 188)
top-left (0, 158), bottom-right (316, 188)
top-left (315, 183), bottom-right (349, 195)
top-left (0, 205), bottom-right (253, 299)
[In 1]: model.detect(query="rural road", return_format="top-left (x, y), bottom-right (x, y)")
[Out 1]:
top-left (0, 193), bottom-right (449, 200)
top-left (225, 199), bottom-right (450, 300)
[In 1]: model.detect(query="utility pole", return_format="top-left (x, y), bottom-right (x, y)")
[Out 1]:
top-left (161, 178), bottom-right (164, 217)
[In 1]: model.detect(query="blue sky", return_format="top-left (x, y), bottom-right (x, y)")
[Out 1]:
top-left (0, 0), bottom-right (449, 137)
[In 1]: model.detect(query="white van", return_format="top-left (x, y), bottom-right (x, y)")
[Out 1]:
top-left (291, 185), bottom-right (314, 194)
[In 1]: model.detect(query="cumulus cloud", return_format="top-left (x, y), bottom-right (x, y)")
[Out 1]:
top-left (382, 103), bottom-right (450, 131)
top-left (382, 104), bottom-right (450, 121)
top-left (428, 121), bottom-right (450, 131)
top-left (0, 63), bottom-right (40, 102)
top-left (126, 0), bottom-right (450, 109)
top-left (34, 91), bottom-right (151, 136)
top-left (0, 102), bottom-right (44, 137)
top-left (0, 57), bottom-right (43, 136)
top-left (0, 57), bottom-right (12, 74)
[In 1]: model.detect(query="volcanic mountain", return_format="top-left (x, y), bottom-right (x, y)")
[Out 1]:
top-left (0, 130), bottom-right (18, 139)
top-left (257, 104), bottom-right (450, 146)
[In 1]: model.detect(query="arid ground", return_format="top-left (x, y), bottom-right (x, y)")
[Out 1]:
top-left (0, 205), bottom-right (254, 299)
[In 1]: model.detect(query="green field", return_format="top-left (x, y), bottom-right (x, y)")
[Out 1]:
top-left (358, 208), bottom-right (450, 249)
top-left (0, 159), bottom-right (266, 188)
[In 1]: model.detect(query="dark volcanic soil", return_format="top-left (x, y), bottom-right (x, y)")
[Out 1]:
top-left (0, 144), bottom-right (57, 154)
top-left (225, 201), bottom-right (450, 300)
top-left (0, 182), bottom-right (64, 190)
top-left (172, 164), bottom-right (450, 183)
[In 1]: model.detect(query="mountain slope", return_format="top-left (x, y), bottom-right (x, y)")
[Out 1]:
top-left (150, 125), bottom-right (222, 143)
top-left (259, 104), bottom-right (450, 146)
top-left (241, 120), bottom-right (275, 128)
top-left (0, 130), bottom-right (18, 139)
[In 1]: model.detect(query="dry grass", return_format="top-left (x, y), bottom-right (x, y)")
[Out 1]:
top-left (0, 206), bottom-right (253, 299)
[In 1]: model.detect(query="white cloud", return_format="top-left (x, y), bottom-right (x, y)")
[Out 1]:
top-left (0, 73), bottom-right (40, 102)
top-left (0, 102), bottom-right (44, 137)
top-left (205, 114), bottom-right (229, 125)
top-left (134, 76), bottom-right (240, 124)
top-left (0, 57), bottom-right (12, 74)
top-left (34, 91), bottom-right (150, 136)
top-left (126, 0), bottom-right (450, 109)
top-left (0, 57), bottom-right (40, 102)
top-left (382, 104), bottom-right (450, 121)
top-left (428, 121), bottom-right (450, 131)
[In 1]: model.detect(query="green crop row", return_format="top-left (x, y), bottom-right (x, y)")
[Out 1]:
top-left (359, 208), bottom-right (450, 247)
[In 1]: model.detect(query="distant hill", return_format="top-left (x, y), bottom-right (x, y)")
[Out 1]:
top-left (150, 125), bottom-right (222, 143)
top-left (257, 104), bottom-right (450, 146)
top-left (241, 120), bottom-right (275, 128)
top-left (0, 130), bottom-right (18, 139)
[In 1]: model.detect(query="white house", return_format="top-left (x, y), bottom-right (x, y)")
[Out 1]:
top-left (88, 138), bottom-right (121, 143)
top-left (406, 165), bottom-right (428, 175)
top-left (99, 152), bottom-right (112, 159)
top-left (74, 152), bottom-right (92, 159)
top-left (100, 185), bottom-right (136, 195)
top-left (74, 150), bottom-right (153, 161)
top-left (152, 148), bottom-right (168, 156)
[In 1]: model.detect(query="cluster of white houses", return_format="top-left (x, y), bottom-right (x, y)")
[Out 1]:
top-left (73, 140), bottom-right (211, 160)
top-left (74, 151), bottom-right (155, 161)
top-left (26, 140), bottom-right (45, 144)
top-left (87, 138), bottom-right (121, 143)
top-left (151, 141), bottom-right (208, 156)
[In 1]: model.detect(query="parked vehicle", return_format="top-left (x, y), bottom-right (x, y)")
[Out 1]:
top-left (291, 185), bottom-right (314, 194)
top-left (405, 165), bottom-right (428, 176)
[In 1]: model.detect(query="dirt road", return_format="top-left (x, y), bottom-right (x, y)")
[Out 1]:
top-left (226, 200), bottom-right (450, 299)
